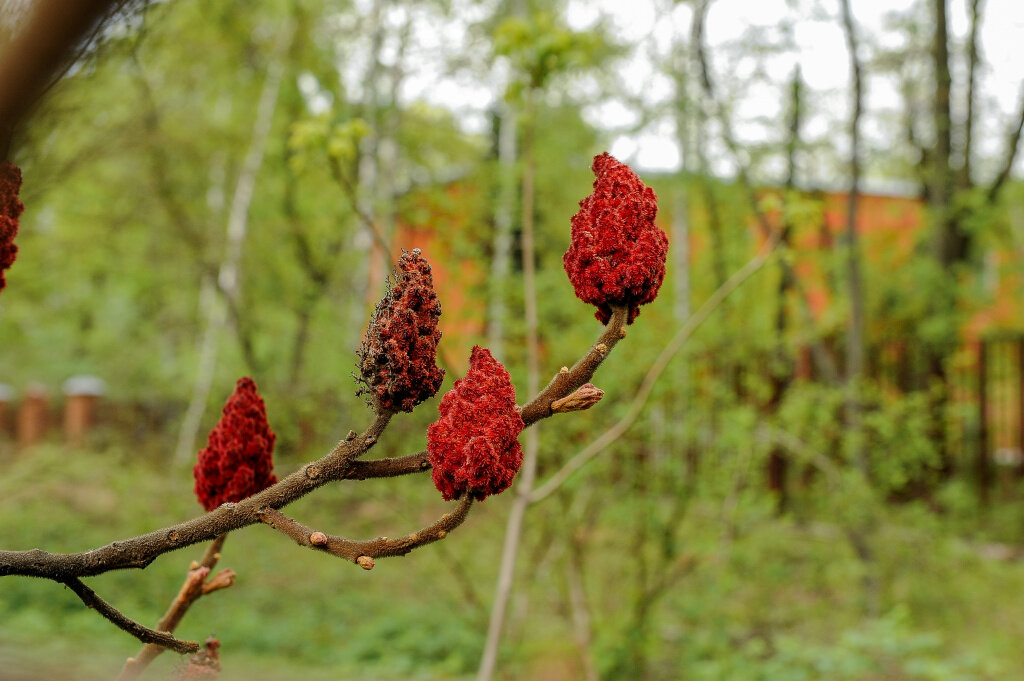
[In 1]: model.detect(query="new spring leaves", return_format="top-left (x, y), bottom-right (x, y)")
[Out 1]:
top-left (193, 153), bottom-right (668, 507)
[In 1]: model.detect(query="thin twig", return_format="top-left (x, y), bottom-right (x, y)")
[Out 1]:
top-left (530, 237), bottom-right (778, 503)
top-left (60, 578), bottom-right (199, 655)
top-left (257, 496), bottom-right (474, 568)
top-left (117, 535), bottom-right (230, 681)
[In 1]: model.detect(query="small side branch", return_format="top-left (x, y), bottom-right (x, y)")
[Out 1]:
top-left (61, 578), bottom-right (199, 655)
top-left (117, 536), bottom-right (231, 681)
top-left (344, 452), bottom-right (431, 479)
top-left (258, 496), bottom-right (474, 568)
top-left (519, 305), bottom-right (628, 427)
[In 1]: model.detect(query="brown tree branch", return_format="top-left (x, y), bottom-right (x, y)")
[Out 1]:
top-left (61, 577), bottom-right (199, 655)
top-left (117, 536), bottom-right (230, 681)
top-left (257, 496), bottom-right (474, 568)
top-left (1, 301), bottom-right (630, 581)
top-left (519, 305), bottom-right (628, 427)
top-left (1, 293), bottom-right (633, 663)
top-left (0, 413), bottom-right (392, 579)
top-left (344, 452), bottom-right (432, 479)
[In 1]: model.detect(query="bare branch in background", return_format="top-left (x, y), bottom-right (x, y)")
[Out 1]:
top-left (530, 234), bottom-right (779, 504)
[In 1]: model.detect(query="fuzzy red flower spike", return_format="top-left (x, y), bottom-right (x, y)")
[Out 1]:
top-left (357, 248), bottom-right (445, 413)
top-left (0, 161), bottom-right (24, 294)
top-left (427, 346), bottom-right (524, 501)
top-left (563, 152), bottom-right (668, 324)
top-left (194, 377), bottom-right (278, 512)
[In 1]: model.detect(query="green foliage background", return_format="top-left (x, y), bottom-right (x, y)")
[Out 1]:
top-left (2, 0), bottom-right (1024, 679)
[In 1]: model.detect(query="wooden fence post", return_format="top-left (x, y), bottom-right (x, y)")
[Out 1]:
top-left (63, 375), bottom-right (106, 448)
top-left (17, 383), bottom-right (49, 450)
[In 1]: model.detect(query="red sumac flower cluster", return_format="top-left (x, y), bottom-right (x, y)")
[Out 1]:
top-left (427, 346), bottom-right (524, 501)
top-left (0, 161), bottom-right (23, 293)
top-left (194, 377), bottom-right (278, 511)
top-left (563, 152), bottom-right (668, 324)
top-left (358, 248), bottom-right (445, 413)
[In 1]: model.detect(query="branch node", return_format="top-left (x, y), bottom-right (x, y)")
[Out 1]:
top-left (356, 555), bottom-right (375, 570)
top-left (345, 430), bottom-right (358, 441)
top-left (618, 327), bottom-right (626, 339)
top-left (551, 383), bottom-right (605, 414)
top-left (364, 435), bottom-right (377, 445)
top-left (304, 464), bottom-right (320, 480)
top-left (309, 531), bottom-right (328, 546)
top-left (201, 569), bottom-right (236, 595)
top-left (594, 343), bottom-right (608, 357)
top-left (167, 531), bottom-right (181, 543)
top-left (437, 530), bottom-right (447, 539)
top-left (559, 366), bottom-right (569, 374)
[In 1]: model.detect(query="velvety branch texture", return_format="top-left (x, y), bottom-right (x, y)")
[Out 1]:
top-left (563, 152), bottom-right (668, 324)
top-left (0, 161), bottom-right (24, 293)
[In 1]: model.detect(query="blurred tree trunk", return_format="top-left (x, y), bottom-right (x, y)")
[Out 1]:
top-left (486, 100), bottom-right (518, 359)
top-left (477, 84), bottom-right (538, 681)
top-left (929, 0), bottom-right (958, 265)
top-left (0, 0), bottom-right (125, 158)
top-left (174, 33), bottom-right (288, 462)
top-left (840, 0), bottom-right (880, 617)
top-left (690, 0), bottom-right (726, 289)
top-left (766, 68), bottom-right (803, 510)
top-left (840, 0), bottom-right (867, 477)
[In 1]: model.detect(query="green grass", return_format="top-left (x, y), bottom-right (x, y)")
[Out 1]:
top-left (2, 444), bottom-right (1024, 680)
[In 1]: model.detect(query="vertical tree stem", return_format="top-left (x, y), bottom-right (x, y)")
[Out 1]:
top-left (477, 85), bottom-right (538, 681)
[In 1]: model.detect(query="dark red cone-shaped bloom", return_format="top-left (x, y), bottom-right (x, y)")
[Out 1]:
top-left (563, 152), bottom-right (668, 324)
top-left (0, 161), bottom-right (24, 294)
top-left (427, 346), bottom-right (524, 501)
top-left (357, 248), bottom-right (445, 413)
top-left (194, 378), bottom-right (277, 512)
